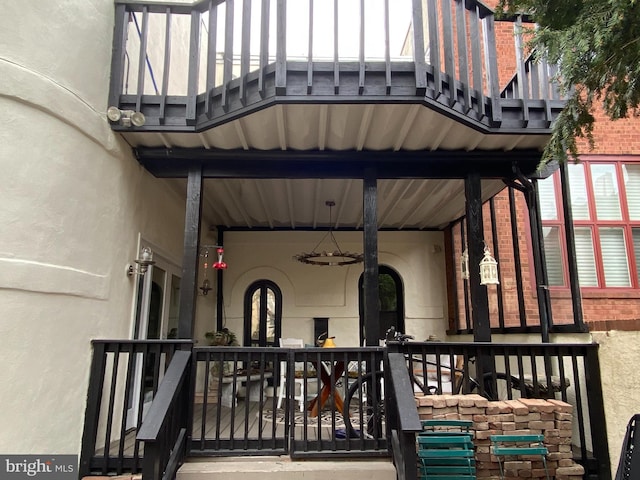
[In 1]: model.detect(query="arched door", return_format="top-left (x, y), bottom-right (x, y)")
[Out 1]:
top-left (243, 280), bottom-right (282, 347)
top-left (359, 266), bottom-right (405, 344)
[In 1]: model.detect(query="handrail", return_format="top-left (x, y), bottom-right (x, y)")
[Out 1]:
top-left (137, 350), bottom-right (192, 480)
top-left (79, 339), bottom-right (193, 478)
top-left (385, 351), bottom-right (422, 480)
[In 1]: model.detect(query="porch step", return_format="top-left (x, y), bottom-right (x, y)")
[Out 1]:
top-left (178, 456), bottom-right (396, 480)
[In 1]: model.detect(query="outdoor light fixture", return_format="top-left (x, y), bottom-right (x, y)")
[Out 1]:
top-left (460, 248), bottom-right (469, 280)
top-left (127, 246), bottom-right (156, 277)
top-left (479, 244), bottom-right (499, 285)
top-left (199, 245), bottom-right (227, 295)
top-left (293, 201), bottom-right (364, 266)
top-left (107, 106), bottom-right (146, 127)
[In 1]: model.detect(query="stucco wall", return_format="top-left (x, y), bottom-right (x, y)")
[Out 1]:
top-left (0, 1), bottom-right (186, 455)
top-left (194, 230), bottom-right (448, 347)
top-left (590, 331), bottom-right (640, 476)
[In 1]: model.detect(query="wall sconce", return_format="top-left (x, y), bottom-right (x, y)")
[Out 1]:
top-left (127, 246), bottom-right (156, 277)
top-left (479, 244), bottom-right (499, 285)
top-left (107, 106), bottom-right (146, 127)
top-left (460, 248), bottom-right (469, 280)
top-left (199, 246), bottom-right (227, 295)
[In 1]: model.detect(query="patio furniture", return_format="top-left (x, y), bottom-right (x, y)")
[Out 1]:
top-left (277, 338), bottom-right (307, 412)
top-left (418, 419), bottom-right (476, 479)
top-left (490, 434), bottom-right (549, 480)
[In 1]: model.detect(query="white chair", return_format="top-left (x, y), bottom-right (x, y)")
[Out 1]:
top-left (277, 338), bottom-right (306, 412)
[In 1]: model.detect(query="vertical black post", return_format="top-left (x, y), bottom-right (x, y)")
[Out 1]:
top-left (530, 180), bottom-right (551, 342)
top-left (363, 168), bottom-right (380, 346)
top-left (178, 165), bottom-right (203, 339)
top-left (508, 187), bottom-right (528, 328)
top-left (464, 173), bottom-right (491, 342)
top-left (585, 345), bottom-right (612, 480)
top-left (216, 226), bottom-right (224, 332)
top-left (559, 161), bottom-right (587, 331)
top-left (489, 198), bottom-right (505, 329)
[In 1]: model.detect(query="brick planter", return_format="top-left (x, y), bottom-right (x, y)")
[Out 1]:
top-left (414, 394), bottom-right (585, 480)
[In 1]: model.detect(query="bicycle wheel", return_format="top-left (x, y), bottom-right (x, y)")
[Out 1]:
top-left (469, 372), bottom-right (522, 401)
top-left (343, 370), bottom-right (385, 439)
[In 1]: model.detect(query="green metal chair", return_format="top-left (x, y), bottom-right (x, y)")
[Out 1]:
top-left (490, 434), bottom-right (550, 480)
top-left (418, 420), bottom-right (476, 479)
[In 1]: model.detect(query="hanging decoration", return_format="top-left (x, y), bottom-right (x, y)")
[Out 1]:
top-left (460, 248), bottom-right (469, 280)
top-left (293, 201), bottom-right (364, 266)
top-left (479, 244), bottom-right (499, 285)
top-left (199, 245), bottom-right (227, 296)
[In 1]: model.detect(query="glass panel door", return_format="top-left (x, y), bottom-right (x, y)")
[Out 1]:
top-left (127, 251), bottom-right (181, 430)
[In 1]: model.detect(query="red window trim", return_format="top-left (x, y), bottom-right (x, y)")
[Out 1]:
top-left (542, 155), bottom-right (640, 291)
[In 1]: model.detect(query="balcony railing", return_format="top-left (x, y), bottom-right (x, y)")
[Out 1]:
top-left (109, 0), bottom-right (564, 131)
top-left (80, 340), bottom-right (610, 479)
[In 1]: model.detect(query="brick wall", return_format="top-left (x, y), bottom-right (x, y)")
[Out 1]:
top-left (416, 394), bottom-right (585, 479)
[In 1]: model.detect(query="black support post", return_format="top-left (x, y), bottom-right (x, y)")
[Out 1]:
top-left (178, 165), bottom-right (203, 339)
top-left (363, 169), bottom-right (380, 345)
top-left (559, 161), bottom-right (587, 331)
top-left (464, 173), bottom-right (491, 342)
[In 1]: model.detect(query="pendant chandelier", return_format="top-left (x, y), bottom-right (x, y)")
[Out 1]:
top-left (294, 201), bottom-right (364, 266)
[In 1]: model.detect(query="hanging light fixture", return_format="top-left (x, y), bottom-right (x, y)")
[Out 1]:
top-left (479, 243), bottom-right (500, 285)
top-left (293, 201), bottom-right (364, 266)
top-left (460, 248), bottom-right (469, 280)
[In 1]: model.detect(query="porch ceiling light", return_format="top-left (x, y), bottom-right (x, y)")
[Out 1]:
top-left (127, 246), bottom-right (156, 277)
top-left (107, 106), bottom-right (145, 127)
top-left (293, 201), bottom-right (364, 266)
top-left (479, 244), bottom-right (499, 285)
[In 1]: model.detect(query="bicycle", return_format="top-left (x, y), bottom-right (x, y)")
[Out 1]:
top-left (342, 329), bottom-right (525, 438)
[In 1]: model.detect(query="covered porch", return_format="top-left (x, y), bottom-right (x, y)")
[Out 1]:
top-left (78, 0), bottom-right (609, 478)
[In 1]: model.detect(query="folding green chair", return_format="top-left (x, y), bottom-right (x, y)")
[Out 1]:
top-left (490, 434), bottom-right (550, 480)
top-left (418, 420), bottom-right (476, 479)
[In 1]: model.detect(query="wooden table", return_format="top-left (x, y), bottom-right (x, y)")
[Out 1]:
top-left (307, 360), bottom-right (345, 417)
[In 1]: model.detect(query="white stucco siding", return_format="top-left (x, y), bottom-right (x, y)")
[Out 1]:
top-left (204, 230), bottom-right (447, 347)
top-left (0, 1), bottom-right (114, 111)
top-left (0, 0), bottom-right (186, 456)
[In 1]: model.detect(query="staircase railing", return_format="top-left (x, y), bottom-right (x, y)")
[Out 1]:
top-left (78, 340), bottom-right (192, 478)
top-left (385, 350), bottom-right (423, 480)
top-left (137, 350), bottom-right (192, 480)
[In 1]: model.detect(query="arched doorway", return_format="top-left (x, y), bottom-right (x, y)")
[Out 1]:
top-left (243, 279), bottom-right (282, 347)
top-left (359, 265), bottom-right (405, 344)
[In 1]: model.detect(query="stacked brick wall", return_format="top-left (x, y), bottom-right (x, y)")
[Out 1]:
top-left (415, 394), bottom-right (585, 479)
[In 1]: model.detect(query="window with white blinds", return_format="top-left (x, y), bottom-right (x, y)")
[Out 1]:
top-left (599, 228), bottom-right (630, 286)
top-left (624, 164), bottom-right (640, 220)
top-left (574, 227), bottom-right (598, 287)
top-left (542, 227), bottom-right (564, 286)
top-left (540, 158), bottom-right (640, 290)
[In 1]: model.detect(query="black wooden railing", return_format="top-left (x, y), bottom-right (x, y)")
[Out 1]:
top-left (137, 350), bottom-right (192, 480)
top-left (79, 339), bottom-right (192, 478)
top-left (80, 340), bottom-right (610, 479)
top-left (189, 346), bottom-right (387, 458)
top-left (391, 340), bottom-right (612, 480)
top-left (109, 0), bottom-right (562, 131)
